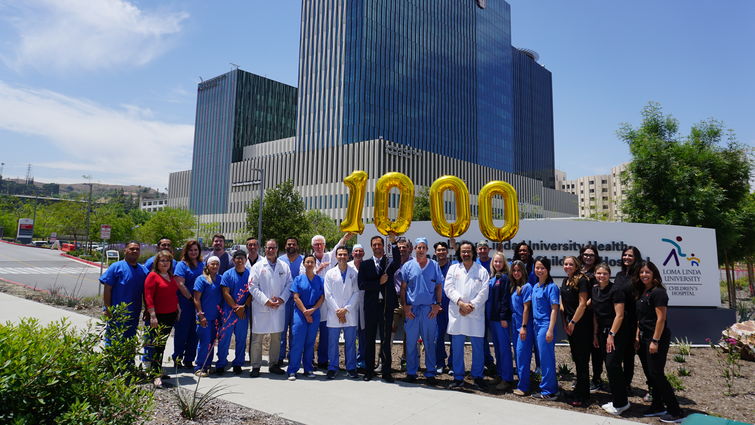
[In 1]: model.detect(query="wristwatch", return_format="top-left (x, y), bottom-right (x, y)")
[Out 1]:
top-left (521, 324), bottom-right (527, 329)
top-left (608, 331), bottom-right (615, 336)
top-left (569, 320), bottom-right (576, 325)
top-left (650, 338), bottom-right (660, 344)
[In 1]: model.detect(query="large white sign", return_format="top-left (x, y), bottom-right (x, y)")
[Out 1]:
top-left (357, 219), bottom-right (719, 307)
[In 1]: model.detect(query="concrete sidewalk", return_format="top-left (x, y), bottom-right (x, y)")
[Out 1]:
top-left (0, 292), bottom-right (637, 425)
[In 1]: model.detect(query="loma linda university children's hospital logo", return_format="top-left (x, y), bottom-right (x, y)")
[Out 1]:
top-left (661, 236), bottom-right (702, 297)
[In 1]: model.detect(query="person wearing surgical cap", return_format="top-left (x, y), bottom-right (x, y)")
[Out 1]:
top-left (397, 237), bottom-right (444, 385)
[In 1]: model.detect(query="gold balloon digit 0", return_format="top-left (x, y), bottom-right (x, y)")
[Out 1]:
top-left (429, 175), bottom-right (471, 238)
top-left (373, 172), bottom-right (415, 235)
top-left (478, 180), bottom-right (519, 242)
top-left (340, 170), bottom-right (368, 234)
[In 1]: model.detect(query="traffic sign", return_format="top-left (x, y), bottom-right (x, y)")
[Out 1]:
top-left (49, 232), bottom-right (57, 242)
top-left (100, 225), bottom-right (111, 240)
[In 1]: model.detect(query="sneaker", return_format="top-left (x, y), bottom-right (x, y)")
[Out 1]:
top-left (326, 370), bottom-right (336, 380)
top-left (303, 371), bottom-right (316, 379)
top-left (601, 402), bottom-right (613, 409)
top-left (317, 362), bottom-right (328, 370)
top-left (448, 380), bottom-right (465, 390)
top-left (194, 369), bottom-right (209, 377)
top-left (447, 369), bottom-right (454, 376)
top-left (589, 381), bottom-right (602, 393)
top-left (153, 377), bottom-right (163, 388)
top-left (531, 392), bottom-right (558, 401)
top-left (495, 380), bottom-right (513, 392)
top-left (182, 360), bottom-right (194, 369)
top-left (233, 365), bottom-right (242, 375)
top-left (347, 370), bottom-right (359, 379)
top-left (436, 367), bottom-right (443, 375)
top-left (602, 402), bottom-right (630, 415)
top-left (249, 368), bottom-right (261, 378)
top-left (512, 389), bottom-right (527, 396)
top-left (659, 413), bottom-right (685, 423)
top-left (269, 365), bottom-right (285, 375)
top-left (381, 373), bottom-right (394, 383)
top-left (288, 373), bottom-right (297, 381)
top-left (404, 374), bottom-right (418, 383)
top-left (473, 377), bottom-right (488, 391)
top-left (643, 392), bottom-right (654, 402)
top-left (642, 407), bottom-right (667, 417)
top-left (425, 376), bottom-right (438, 386)
top-left (362, 372), bottom-right (374, 381)
top-left (213, 367), bottom-right (225, 376)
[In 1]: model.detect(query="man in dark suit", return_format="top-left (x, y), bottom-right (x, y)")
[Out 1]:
top-left (358, 234), bottom-right (400, 382)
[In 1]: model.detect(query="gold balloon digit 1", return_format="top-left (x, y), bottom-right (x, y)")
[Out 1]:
top-left (340, 170), bottom-right (368, 234)
top-left (373, 172), bottom-right (415, 235)
top-left (429, 175), bottom-right (471, 238)
top-left (477, 181), bottom-right (520, 242)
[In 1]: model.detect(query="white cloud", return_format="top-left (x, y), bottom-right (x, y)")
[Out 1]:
top-left (0, 81), bottom-right (194, 187)
top-left (0, 0), bottom-right (188, 72)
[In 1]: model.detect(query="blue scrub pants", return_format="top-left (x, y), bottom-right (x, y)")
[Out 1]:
top-left (278, 298), bottom-right (295, 362)
top-left (287, 312), bottom-right (319, 374)
top-left (215, 308), bottom-right (249, 368)
top-left (488, 320), bottom-right (514, 381)
top-left (328, 326), bottom-right (357, 372)
top-left (451, 334), bottom-right (484, 380)
top-left (513, 315), bottom-right (534, 392)
top-left (435, 310), bottom-right (451, 369)
top-left (195, 317), bottom-right (218, 371)
top-left (317, 321), bottom-right (329, 365)
top-left (172, 295), bottom-right (198, 363)
top-left (534, 320), bottom-right (558, 395)
top-left (404, 304), bottom-right (437, 377)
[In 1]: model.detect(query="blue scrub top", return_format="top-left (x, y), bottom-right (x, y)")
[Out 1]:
top-left (531, 281), bottom-right (560, 323)
top-left (438, 260), bottom-right (457, 310)
top-left (99, 260), bottom-right (149, 315)
top-left (220, 267), bottom-right (250, 308)
top-left (399, 259), bottom-right (443, 306)
top-left (143, 255), bottom-right (177, 273)
top-left (194, 274), bottom-right (223, 320)
top-left (291, 273), bottom-right (324, 322)
top-left (175, 260), bottom-right (204, 293)
top-left (279, 254), bottom-right (304, 280)
top-left (205, 252), bottom-right (233, 275)
top-left (511, 282), bottom-right (533, 323)
top-left (476, 258), bottom-right (491, 272)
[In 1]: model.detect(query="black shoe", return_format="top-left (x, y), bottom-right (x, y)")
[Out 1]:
top-left (269, 365), bottom-right (285, 375)
top-left (347, 370), bottom-right (359, 379)
top-left (484, 364), bottom-right (497, 377)
top-left (317, 362), bottom-right (328, 370)
top-left (473, 377), bottom-right (488, 391)
top-left (404, 374), bottom-right (417, 383)
top-left (233, 366), bottom-right (242, 375)
top-left (249, 368), bottom-right (260, 377)
top-left (642, 407), bottom-right (668, 417)
top-left (213, 367), bottom-right (225, 375)
top-left (589, 381), bottom-right (601, 393)
top-left (425, 376), bottom-right (438, 386)
top-left (327, 370), bottom-right (336, 380)
top-left (449, 380), bottom-right (465, 390)
top-left (363, 373), bottom-right (374, 381)
top-left (659, 413), bottom-right (685, 423)
top-left (568, 400), bottom-right (588, 408)
top-left (381, 373), bottom-right (394, 383)
top-left (182, 360), bottom-right (194, 369)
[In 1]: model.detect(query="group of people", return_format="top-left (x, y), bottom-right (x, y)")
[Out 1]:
top-left (99, 233), bottom-right (684, 423)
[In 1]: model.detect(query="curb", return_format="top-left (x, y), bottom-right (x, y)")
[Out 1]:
top-left (59, 253), bottom-right (102, 267)
top-left (0, 239), bottom-right (44, 248)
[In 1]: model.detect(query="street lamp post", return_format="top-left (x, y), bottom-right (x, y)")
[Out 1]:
top-left (82, 175), bottom-right (93, 252)
top-left (231, 168), bottom-right (265, 243)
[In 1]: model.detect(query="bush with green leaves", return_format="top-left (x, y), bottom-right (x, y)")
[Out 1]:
top-left (0, 311), bottom-right (153, 424)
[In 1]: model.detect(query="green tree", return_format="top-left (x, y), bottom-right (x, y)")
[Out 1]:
top-left (619, 103), bottom-right (753, 306)
top-left (413, 186), bottom-right (431, 221)
top-left (246, 180), bottom-right (309, 246)
top-left (302, 210), bottom-right (345, 251)
top-left (135, 208), bottom-right (196, 246)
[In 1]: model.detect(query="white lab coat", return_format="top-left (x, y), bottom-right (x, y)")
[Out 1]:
top-left (323, 265), bottom-right (360, 328)
top-left (249, 259), bottom-right (292, 334)
top-left (444, 262), bottom-right (489, 338)
top-left (301, 250), bottom-right (337, 322)
top-left (348, 260), bottom-right (365, 330)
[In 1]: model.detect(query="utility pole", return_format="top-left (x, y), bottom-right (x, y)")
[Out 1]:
top-left (83, 175), bottom-right (93, 252)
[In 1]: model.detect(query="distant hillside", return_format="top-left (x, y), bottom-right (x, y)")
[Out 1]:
top-left (3, 178), bottom-right (162, 199)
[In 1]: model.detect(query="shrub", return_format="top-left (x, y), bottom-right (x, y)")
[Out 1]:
top-left (674, 337), bottom-right (691, 356)
top-left (672, 354), bottom-right (686, 363)
top-left (0, 311), bottom-right (153, 424)
top-left (665, 373), bottom-right (685, 391)
top-left (676, 367), bottom-right (692, 377)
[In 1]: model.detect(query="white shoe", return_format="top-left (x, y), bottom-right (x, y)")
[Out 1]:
top-left (602, 402), bottom-right (630, 415)
top-left (601, 401), bottom-right (613, 409)
top-left (288, 373), bottom-right (296, 381)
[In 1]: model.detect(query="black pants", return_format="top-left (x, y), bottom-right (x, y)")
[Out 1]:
top-left (598, 328), bottom-right (628, 407)
top-left (364, 300), bottom-right (394, 375)
top-left (145, 311), bottom-right (178, 372)
top-left (567, 320), bottom-right (592, 401)
top-left (639, 331), bottom-right (681, 416)
top-left (587, 311), bottom-right (603, 384)
top-left (623, 321), bottom-right (637, 388)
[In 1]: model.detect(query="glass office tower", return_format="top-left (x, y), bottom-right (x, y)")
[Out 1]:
top-left (190, 69), bottom-right (297, 214)
top-left (297, 0), bottom-right (514, 172)
top-left (512, 47), bottom-right (555, 188)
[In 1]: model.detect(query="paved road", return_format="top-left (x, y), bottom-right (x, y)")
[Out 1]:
top-left (0, 242), bottom-right (102, 298)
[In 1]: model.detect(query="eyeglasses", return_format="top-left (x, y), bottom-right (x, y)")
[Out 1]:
top-left (582, 253), bottom-right (595, 257)
top-left (265, 246), bottom-right (277, 250)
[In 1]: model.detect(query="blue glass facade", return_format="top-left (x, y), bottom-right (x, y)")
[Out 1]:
top-left (512, 48), bottom-right (555, 188)
top-left (190, 70), bottom-right (297, 214)
top-left (297, 0), bottom-right (515, 173)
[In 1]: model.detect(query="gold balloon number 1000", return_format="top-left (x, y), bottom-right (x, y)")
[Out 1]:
top-left (339, 171), bottom-right (520, 242)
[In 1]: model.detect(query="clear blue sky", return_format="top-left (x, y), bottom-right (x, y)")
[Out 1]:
top-left (0, 0), bottom-right (753, 190)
